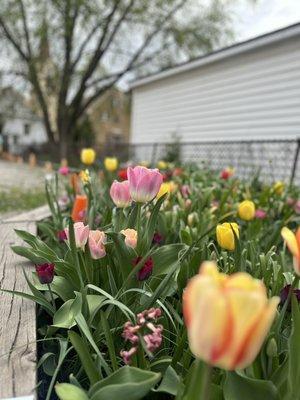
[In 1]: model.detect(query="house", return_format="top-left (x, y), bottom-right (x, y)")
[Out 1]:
top-left (0, 87), bottom-right (47, 155)
top-left (129, 23), bottom-right (300, 182)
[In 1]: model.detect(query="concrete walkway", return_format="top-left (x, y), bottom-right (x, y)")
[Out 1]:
top-left (0, 160), bottom-right (45, 191)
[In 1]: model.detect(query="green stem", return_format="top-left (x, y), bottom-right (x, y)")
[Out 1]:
top-left (47, 283), bottom-right (56, 312)
top-left (185, 359), bottom-right (212, 400)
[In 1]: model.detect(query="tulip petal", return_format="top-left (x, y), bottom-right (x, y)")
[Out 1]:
top-left (281, 227), bottom-right (299, 259)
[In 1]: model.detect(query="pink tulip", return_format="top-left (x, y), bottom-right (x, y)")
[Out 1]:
top-left (64, 222), bottom-right (89, 250)
top-left (120, 228), bottom-right (137, 249)
top-left (58, 166), bottom-right (70, 176)
top-left (110, 180), bottom-right (132, 208)
top-left (127, 166), bottom-right (163, 203)
top-left (255, 209), bottom-right (267, 219)
top-left (88, 230), bottom-right (106, 260)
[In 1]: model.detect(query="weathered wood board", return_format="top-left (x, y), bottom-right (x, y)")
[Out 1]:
top-left (0, 205), bottom-right (51, 399)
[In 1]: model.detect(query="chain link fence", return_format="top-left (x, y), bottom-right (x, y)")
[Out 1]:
top-left (95, 138), bottom-right (300, 185)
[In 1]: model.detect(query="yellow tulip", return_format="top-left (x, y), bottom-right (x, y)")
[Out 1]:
top-left (80, 148), bottom-right (96, 165)
top-left (281, 226), bottom-right (300, 275)
top-left (216, 222), bottom-right (239, 251)
top-left (273, 181), bottom-right (285, 195)
top-left (238, 200), bottom-right (255, 221)
top-left (183, 261), bottom-right (279, 370)
top-left (157, 181), bottom-right (177, 199)
top-left (104, 157), bottom-right (118, 172)
top-left (157, 160), bottom-right (168, 170)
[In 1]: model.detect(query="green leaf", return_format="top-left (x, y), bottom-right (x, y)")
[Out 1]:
top-left (89, 366), bottom-right (161, 400)
top-left (286, 294), bottom-right (300, 399)
top-left (69, 331), bottom-right (100, 385)
top-left (224, 371), bottom-right (279, 400)
top-left (53, 292), bottom-right (82, 328)
top-left (152, 244), bottom-right (186, 275)
top-left (32, 274), bottom-right (75, 301)
top-left (11, 245), bottom-right (45, 264)
top-left (154, 365), bottom-right (183, 396)
top-left (55, 383), bottom-right (89, 400)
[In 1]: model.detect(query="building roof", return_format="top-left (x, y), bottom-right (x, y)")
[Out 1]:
top-left (131, 22), bottom-right (300, 89)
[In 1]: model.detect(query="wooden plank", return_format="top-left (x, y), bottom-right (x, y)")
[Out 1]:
top-left (0, 221), bottom-right (37, 399)
top-left (4, 205), bottom-right (51, 223)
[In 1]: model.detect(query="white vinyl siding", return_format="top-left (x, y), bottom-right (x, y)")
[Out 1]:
top-left (131, 34), bottom-right (300, 143)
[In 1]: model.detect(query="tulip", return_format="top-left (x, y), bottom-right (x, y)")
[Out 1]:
top-left (127, 166), bottom-right (163, 203)
top-left (65, 222), bottom-right (89, 250)
top-left (273, 181), bottom-right (285, 195)
top-left (110, 180), bottom-right (132, 208)
top-left (58, 166), bottom-right (69, 176)
top-left (281, 227), bottom-right (300, 275)
top-left (104, 157), bottom-right (118, 172)
top-left (57, 230), bottom-right (67, 242)
top-left (238, 200), bottom-right (255, 221)
top-left (157, 181), bottom-right (176, 199)
top-left (35, 263), bottom-right (55, 284)
top-left (181, 184), bottom-right (191, 198)
top-left (120, 228), bottom-right (137, 249)
top-left (80, 148), bottom-right (96, 165)
top-left (216, 222), bottom-right (239, 251)
top-left (70, 173), bottom-right (80, 194)
top-left (133, 256), bottom-right (154, 281)
top-left (88, 230), bottom-right (106, 260)
top-left (157, 160), bottom-right (168, 170)
top-left (183, 261), bottom-right (279, 370)
top-left (220, 167), bottom-right (234, 180)
top-left (118, 168), bottom-right (128, 181)
top-left (255, 209), bottom-right (267, 219)
top-left (71, 195), bottom-right (88, 222)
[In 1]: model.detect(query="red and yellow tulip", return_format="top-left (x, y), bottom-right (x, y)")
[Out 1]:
top-left (183, 261), bottom-right (279, 370)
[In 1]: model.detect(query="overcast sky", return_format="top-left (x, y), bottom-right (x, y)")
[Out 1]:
top-left (232, 0), bottom-right (300, 42)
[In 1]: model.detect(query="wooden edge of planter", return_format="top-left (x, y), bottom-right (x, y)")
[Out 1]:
top-left (0, 206), bottom-right (52, 399)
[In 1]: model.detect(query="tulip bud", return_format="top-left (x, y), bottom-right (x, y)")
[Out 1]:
top-left (88, 230), bottom-right (106, 259)
top-left (273, 181), bottom-right (285, 195)
top-left (238, 200), bottom-right (256, 221)
top-left (80, 148), bottom-right (96, 165)
top-left (104, 157), bottom-right (118, 172)
top-left (133, 256), bottom-right (154, 281)
top-left (35, 263), bottom-right (55, 284)
top-left (120, 228), bottom-right (138, 249)
top-left (65, 222), bottom-right (89, 250)
top-left (127, 166), bottom-right (163, 203)
top-left (266, 338), bottom-right (277, 358)
top-left (281, 227), bottom-right (300, 275)
top-left (71, 195), bottom-right (88, 222)
top-left (110, 180), bottom-right (132, 208)
top-left (216, 222), bottom-right (239, 251)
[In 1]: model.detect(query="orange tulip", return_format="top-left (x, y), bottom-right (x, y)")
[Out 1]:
top-left (281, 227), bottom-right (300, 275)
top-left (70, 173), bottom-right (80, 194)
top-left (183, 261), bottom-right (279, 370)
top-left (71, 195), bottom-right (88, 222)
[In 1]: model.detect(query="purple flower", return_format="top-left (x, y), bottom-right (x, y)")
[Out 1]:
top-left (279, 285), bottom-right (300, 310)
top-left (133, 256), bottom-right (154, 281)
top-left (35, 263), bottom-right (55, 284)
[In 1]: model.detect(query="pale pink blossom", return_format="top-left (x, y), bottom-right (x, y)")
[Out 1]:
top-left (255, 209), bottom-right (267, 219)
top-left (110, 180), bottom-right (132, 208)
top-left (120, 228), bottom-right (138, 249)
top-left (58, 166), bottom-right (70, 176)
top-left (127, 166), bottom-right (163, 203)
top-left (64, 222), bottom-right (89, 250)
top-left (88, 230), bottom-right (106, 260)
top-left (120, 347), bottom-right (138, 365)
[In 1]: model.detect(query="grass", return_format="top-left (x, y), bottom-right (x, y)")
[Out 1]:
top-left (0, 187), bottom-right (46, 215)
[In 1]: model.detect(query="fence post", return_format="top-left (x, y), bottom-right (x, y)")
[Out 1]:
top-left (290, 138), bottom-right (300, 185)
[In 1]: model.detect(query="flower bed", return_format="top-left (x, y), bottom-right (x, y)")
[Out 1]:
top-left (6, 152), bottom-right (300, 400)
